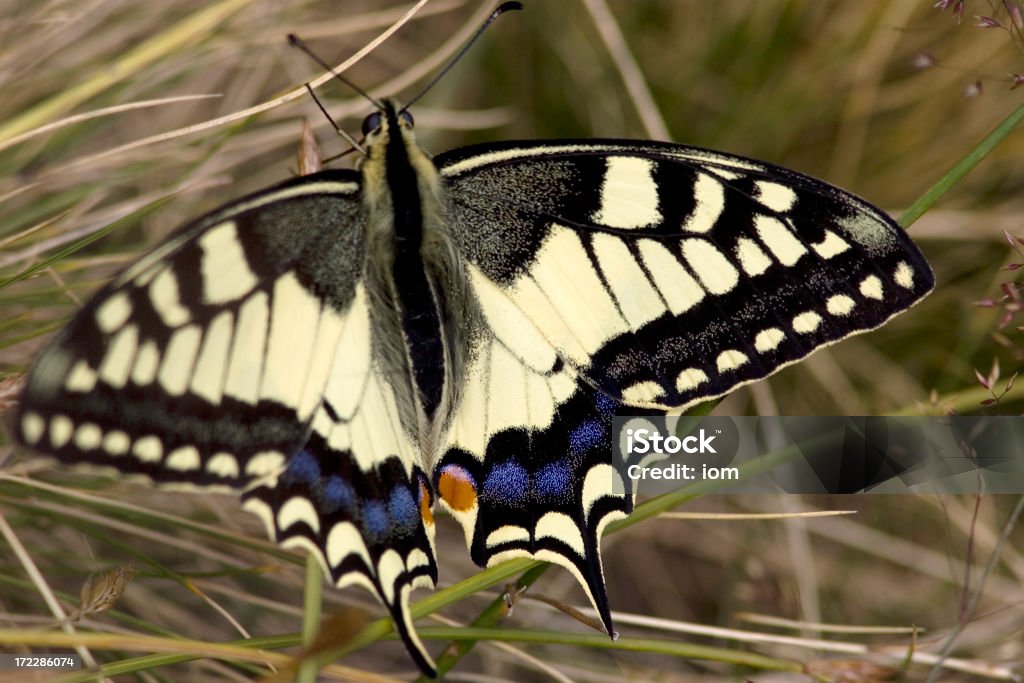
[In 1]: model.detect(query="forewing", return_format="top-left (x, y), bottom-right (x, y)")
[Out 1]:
top-left (14, 172), bottom-right (364, 487)
top-left (438, 140), bottom-right (933, 410)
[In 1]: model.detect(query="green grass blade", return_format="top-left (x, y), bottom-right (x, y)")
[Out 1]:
top-left (899, 98), bottom-right (1024, 229)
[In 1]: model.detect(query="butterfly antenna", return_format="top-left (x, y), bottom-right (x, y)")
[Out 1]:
top-left (402, 1), bottom-right (523, 112)
top-left (289, 34), bottom-right (375, 155)
top-left (301, 82), bottom-right (366, 156)
top-left (288, 34), bottom-right (383, 109)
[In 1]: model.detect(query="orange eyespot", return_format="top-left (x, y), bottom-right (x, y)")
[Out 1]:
top-left (419, 481), bottom-right (434, 525)
top-left (437, 466), bottom-right (478, 512)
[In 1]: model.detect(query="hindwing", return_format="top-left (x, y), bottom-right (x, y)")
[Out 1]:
top-left (242, 283), bottom-right (438, 673)
top-left (435, 267), bottom-right (661, 634)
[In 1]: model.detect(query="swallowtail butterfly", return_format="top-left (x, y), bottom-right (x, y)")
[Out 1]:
top-left (12, 6), bottom-right (932, 675)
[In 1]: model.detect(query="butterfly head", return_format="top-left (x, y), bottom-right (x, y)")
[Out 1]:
top-left (359, 99), bottom-right (417, 157)
top-left (361, 100), bottom-right (414, 139)
top-left (356, 99), bottom-right (433, 179)
top-left (357, 98), bottom-right (442, 214)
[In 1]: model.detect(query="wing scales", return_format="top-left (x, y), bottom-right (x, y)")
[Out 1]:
top-left (439, 140), bottom-right (934, 410)
top-left (15, 172), bottom-right (364, 488)
top-left (13, 125), bottom-right (935, 678)
top-left (436, 297), bottom-right (661, 635)
top-left (431, 139), bottom-right (932, 638)
top-left (16, 172), bottom-right (442, 671)
top-left (243, 282), bottom-right (439, 674)
top-left (436, 342), bottom-right (643, 634)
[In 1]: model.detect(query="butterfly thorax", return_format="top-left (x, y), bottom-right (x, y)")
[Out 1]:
top-left (358, 100), bottom-right (472, 453)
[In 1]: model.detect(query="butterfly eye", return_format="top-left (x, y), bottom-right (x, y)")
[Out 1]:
top-left (399, 109), bottom-right (414, 127)
top-left (362, 112), bottom-right (383, 136)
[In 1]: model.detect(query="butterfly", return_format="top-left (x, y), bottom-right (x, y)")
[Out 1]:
top-left (11, 7), bottom-right (933, 676)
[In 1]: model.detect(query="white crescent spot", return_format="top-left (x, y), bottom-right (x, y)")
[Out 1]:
top-left (716, 349), bottom-right (749, 372)
top-left (102, 430), bottom-right (131, 456)
top-left (20, 412), bottom-right (44, 445)
top-left (133, 435), bottom-right (163, 463)
top-left (166, 445), bottom-right (201, 472)
top-left (894, 261), bottom-right (914, 289)
top-left (826, 295), bottom-right (856, 316)
top-left (754, 328), bottom-right (785, 353)
top-left (50, 415), bottom-right (73, 449)
top-left (792, 311), bottom-right (823, 334)
top-left (860, 275), bottom-right (884, 300)
top-left (73, 423), bottom-right (102, 451)
top-left (207, 452), bottom-right (240, 479)
top-left (676, 367), bottom-right (709, 392)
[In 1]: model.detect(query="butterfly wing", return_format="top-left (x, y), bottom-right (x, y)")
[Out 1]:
top-left (242, 281), bottom-right (438, 674)
top-left (15, 173), bottom-right (365, 485)
top-left (434, 275), bottom-right (663, 634)
top-left (433, 140), bottom-right (932, 629)
top-left (13, 171), bottom-right (439, 673)
top-left (439, 140), bottom-right (933, 410)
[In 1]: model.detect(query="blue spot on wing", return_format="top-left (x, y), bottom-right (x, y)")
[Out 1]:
top-left (389, 486), bottom-right (419, 536)
top-left (569, 419), bottom-right (605, 455)
top-left (320, 475), bottom-right (357, 515)
top-left (595, 392), bottom-right (618, 416)
top-left (362, 500), bottom-right (390, 545)
top-left (536, 460), bottom-right (571, 498)
top-left (281, 449), bottom-right (320, 485)
top-left (482, 461), bottom-right (528, 505)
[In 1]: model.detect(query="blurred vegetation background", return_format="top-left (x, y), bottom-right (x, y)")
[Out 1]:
top-left (1, 0), bottom-right (1022, 680)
